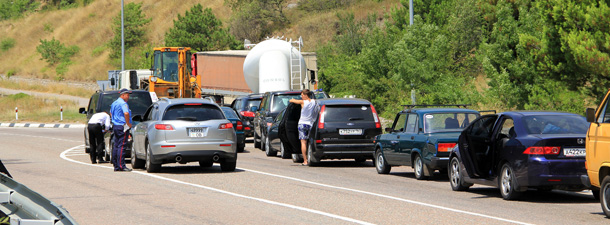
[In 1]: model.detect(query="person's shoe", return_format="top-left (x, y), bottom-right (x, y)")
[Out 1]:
top-left (117, 168), bottom-right (132, 172)
top-left (91, 161), bottom-right (97, 164)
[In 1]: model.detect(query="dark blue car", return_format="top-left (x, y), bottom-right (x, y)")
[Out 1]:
top-left (221, 107), bottom-right (246, 152)
top-left (449, 111), bottom-right (590, 200)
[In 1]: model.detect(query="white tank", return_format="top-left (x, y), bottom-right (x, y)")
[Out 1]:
top-left (243, 39), bottom-right (307, 94)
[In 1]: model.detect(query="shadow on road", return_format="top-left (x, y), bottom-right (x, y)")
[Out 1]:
top-left (130, 165), bottom-right (246, 174)
top-left (305, 160), bottom-right (375, 168)
top-left (466, 187), bottom-right (598, 204)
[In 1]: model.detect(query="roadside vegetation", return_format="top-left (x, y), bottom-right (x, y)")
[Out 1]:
top-left (0, 93), bottom-right (85, 123)
top-left (0, 79), bottom-right (92, 98)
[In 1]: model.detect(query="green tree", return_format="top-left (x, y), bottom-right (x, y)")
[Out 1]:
top-left (226, 0), bottom-right (288, 43)
top-left (0, 0), bottom-right (39, 20)
top-left (164, 4), bottom-right (241, 51)
top-left (108, 2), bottom-right (151, 59)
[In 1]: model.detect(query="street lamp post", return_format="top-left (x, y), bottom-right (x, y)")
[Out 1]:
top-left (121, 0), bottom-right (125, 71)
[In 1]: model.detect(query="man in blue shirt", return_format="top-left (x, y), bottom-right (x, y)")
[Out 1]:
top-left (110, 89), bottom-right (133, 172)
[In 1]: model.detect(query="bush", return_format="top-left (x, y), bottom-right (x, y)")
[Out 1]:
top-left (297, 0), bottom-right (356, 12)
top-left (6, 69), bottom-right (15, 78)
top-left (36, 38), bottom-right (79, 66)
top-left (0, 0), bottom-right (39, 20)
top-left (0, 38), bottom-right (15, 52)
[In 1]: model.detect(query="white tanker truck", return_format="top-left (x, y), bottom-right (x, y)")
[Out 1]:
top-left (243, 37), bottom-right (309, 93)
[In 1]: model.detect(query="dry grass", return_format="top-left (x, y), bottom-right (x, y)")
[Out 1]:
top-left (0, 79), bottom-right (92, 98)
top-left (0, 93), bottom-right (85, 123)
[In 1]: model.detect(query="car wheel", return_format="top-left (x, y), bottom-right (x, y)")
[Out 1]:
top-left (307, 143), bottom-right (319, 166)
top-left (601, 176), bottom-right (610, 217)
top-left (593, 187), bottom-right (600, 200)
top-left (105, 138), bottom-right (113, 162)
top-left (292, 154), bottom-right (303, 163)
top-left (414, 154), bottom-right (428, 180)
top-left (499, 163), bottom-right (522, 200)
top-left (199, 160), bottom-right (213, 168)
top-left (375, 149), bottom-right (391, 174)
top-left (145, 144), bottom-right (161, 173)
top-left (131, 145), bottom-right (145, 169)
top-left (220, 161), bottom-right (236, 172)
top-left (280, 142), bottom-right (290, 159)
top-left (254, 132), bottom-right (261, 149)
top-left (237, 143), bottom-right (245, 153)
top-left (265, 136), bottom-right (277, 156)
top-left (449, 157), bottom-right (472, 191)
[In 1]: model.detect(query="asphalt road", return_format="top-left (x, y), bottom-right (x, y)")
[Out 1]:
top-left (0, 127), bottom-right (607, 224)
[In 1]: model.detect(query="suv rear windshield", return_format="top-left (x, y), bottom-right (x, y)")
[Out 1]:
top-left (163, 104), bottom-right (225, 121)
top-left (324, 105), bottom-right (374, 122)
top-left (523, 115), bottom-right (588, 134)
top-left (271, 94), bottom-right (301, 113)
top-left (100, 92), bottom-right (152, 115)
top-left (424, 113), bottom-right (480, 133)
top-left (246, 99), bottom-right (261, 111)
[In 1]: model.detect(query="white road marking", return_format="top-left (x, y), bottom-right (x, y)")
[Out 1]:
top-left (60, 146), bottom-right (373, 225)
top-left (60, 145), bottom-right (531, 225)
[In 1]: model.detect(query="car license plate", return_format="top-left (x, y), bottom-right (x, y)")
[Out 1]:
top-left (188, 127), bottom-right (207, 138)
top-left (339, 129), bottom-right (363, 135)
top-left (563, 148), bottom-right (586, 157)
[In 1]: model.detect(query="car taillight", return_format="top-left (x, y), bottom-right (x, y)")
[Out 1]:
top-left (219, 123), bottom-right (233, 129)
top-left (318, 105), bottom-right (326, 129)
top-left (236, 121), bottom-right (243, 130)
top-left (240, 111), bottom-right (255, 117)
top-left (370, 104), bottom-right (381, 129)
top-left (155, 124), bottom-right (174, 130)
top-left (437, 143), bottom-right (456, 152)
top-left (316, 140), bottom-right (322, 144)
top-left (245, 127), bottom-right (251, 130)
top-left (523, 146), bottom-right (561, 155)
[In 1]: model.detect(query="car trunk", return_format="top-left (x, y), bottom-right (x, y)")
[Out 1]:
top-left (316, 104), bottom-right (378, 145)
top-left (529, 134), bottom-right (586, 159)
top-left (163, 120), bottom-right (232, 143)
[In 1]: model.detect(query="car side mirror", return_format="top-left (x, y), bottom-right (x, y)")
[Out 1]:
top-left (586, 108), bottom-right (596, 123)
top-left (132, 115), bottom-right (142, 122)
top-left (250, 106), bottom-right (258, 112)
top-left (79, 107), bottom-right (86, 114)
top-left (385, 127), bottom-right (393, 133)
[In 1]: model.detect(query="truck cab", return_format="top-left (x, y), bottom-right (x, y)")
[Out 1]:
top-left (584, 89), bottom-right (610, 217)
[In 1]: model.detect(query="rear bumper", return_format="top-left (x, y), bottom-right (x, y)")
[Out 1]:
top-left (429, 157), bottom-right (449, 170)
top-left (519, 158), bottom-right (587, 189)
top-left (150, 141), bottom-right (237, 164)
top-left (313, 143), bottom-right (376, 159)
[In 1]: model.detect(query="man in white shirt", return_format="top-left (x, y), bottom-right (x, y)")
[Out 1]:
top-left (88, 112), bottom-right (111, 164)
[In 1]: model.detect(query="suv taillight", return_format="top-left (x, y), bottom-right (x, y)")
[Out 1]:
top-left (236, 121), bottom-right (243, 130)
top-left (240, 111), bottom-right (255, 117)
top-left (370, 104), bottom-right (381, 129)
top-left (155, 124), bottom-right (174, 130)
top-left (219, 123), bottom-right (233, 129)
top-left (318, 105), bottom-right (326, 129)
top-left (523, 146), bottom-right (561, 155)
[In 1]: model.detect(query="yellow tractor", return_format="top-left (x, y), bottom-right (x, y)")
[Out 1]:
top-left (147, 47), bottom-right (201, 98)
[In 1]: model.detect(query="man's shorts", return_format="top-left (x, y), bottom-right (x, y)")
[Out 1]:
top-left (298, 124), bottom-right (311, 140)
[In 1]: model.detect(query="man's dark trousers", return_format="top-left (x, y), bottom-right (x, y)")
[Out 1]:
top-left (87, 123), bottom-right (104, 163)
top-left (112, 125), bottom-right (128, 171)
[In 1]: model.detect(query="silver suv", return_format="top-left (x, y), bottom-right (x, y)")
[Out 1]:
top-left (131, 98), bottom-right (237, 173)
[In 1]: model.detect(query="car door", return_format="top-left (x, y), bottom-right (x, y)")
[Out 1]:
top-left (488, 116), bottom-right (514, 178)
top-left (398, 113), bottom-right (419, 166)
top-left (383, 113), bottom-right (407, 165)
top-left (460, 115), bottom-right (498, 179)
top-left (278, 103), bottom-right (301, 154)
top-left (588, 93), bottom-right (610, 185)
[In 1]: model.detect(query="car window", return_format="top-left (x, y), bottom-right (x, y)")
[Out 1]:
top-left (222, 107), bottom-right (239, 119)
top-left (468, 116), bottom-right (497, 138)
top-left (392, 113), bottom-right (407, 132)
top-left (598, 98), bottom-right (610, 123)
top-left (405, 114), bottom-right (418, 133)
top-left (88, 94), bottom-right (98, 113)
top-left (246, 99), bottom-right (261, 111)
top-left (523, 115), bottom-right (588, 134)
top-left (151, 105), bottom-right (159, 121)
top-left (127, 92), bottom-right (153, 116)
top-left (275, 108), bottom-right (286, 123)
top-left (271, 94), bottom-right (301, 113)
top-left (143, 106), bottom-right (153, 121)
top-left (424, 113), bottom-right (480, 133)
top-left (100, 93), bottom-right (120, 113)
top-left (324, 105), bottom-right (374, 122)
top-left (498, 117), bottom-right (515, 138)
top-left (163, 104), bottom-right (225, 121)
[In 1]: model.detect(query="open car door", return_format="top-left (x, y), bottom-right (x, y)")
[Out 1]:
top-left (278, 103), bottom-right (302, 154)
top-left (459, 115), bottom-right (498, 179)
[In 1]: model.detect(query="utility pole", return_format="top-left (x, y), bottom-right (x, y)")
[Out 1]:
top-left (121, 0), bottom-right (125, 71)
top-left (409, 0), bottom-right (413, 26)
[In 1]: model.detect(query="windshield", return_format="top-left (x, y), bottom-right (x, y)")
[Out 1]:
top-left (153, 51), bottom-right (179, 82)
top-left (222, 107), bottom-right (239, 119)
top-left (271, 94), bottom-right (301, 113)
top-left (523, 115), bottom-right (588, 134)
top-left (100, 92), bottom-right (152, 116)
top-left (163, 104), bottom-right (225, 121)
top-left (424, 113), bottom-right (480, 133)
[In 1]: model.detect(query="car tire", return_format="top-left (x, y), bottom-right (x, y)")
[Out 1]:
top-left (292, 154), bottom-right (303, 163)
top-left (414, 154), bottom-right (428, 180)
top-left (307, 143), bottom-right (319, 166)
top-left (265, 136), bottom-right (277, 156)
top-left (131, 145), bottom-right (145, 169)
top-left (145, 144), bottom-right (161, 173)
top-left (375, 149), bottom-right (391, 174)
top-left (254, 132), bottom-right (261, 149)
top-left (499, 163), bottom-right (522, 200)
top-left (280, 142), bottom-right (290, 159)
top-left (199, 160), bottom-right (213, 168)
top-left (237, 143), bottom-right (245, 153)
top-left (220, 161), bottom-right (236, 172)
top-left (601, 176), bottom-right (610, 217)
top-left (593, 187), bottom-right (600, 200)
top-left (449, 157), bottom-right (472, 191)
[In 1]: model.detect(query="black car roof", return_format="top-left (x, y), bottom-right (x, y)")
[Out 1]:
top-left (98, 89), bottom-right (150, 95)
top-left (316, 98), bottom-right (371, 105)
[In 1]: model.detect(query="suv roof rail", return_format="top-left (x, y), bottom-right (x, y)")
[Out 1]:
top-left (478, 110), bottom-right (497, 114)
top-left (402, 104), bottom-right (471, 109)
top-left (159, 97), bottom-right (170, 103)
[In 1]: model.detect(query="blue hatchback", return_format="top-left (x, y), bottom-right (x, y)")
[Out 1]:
top-left (449, 111), bottom-right (590, 200)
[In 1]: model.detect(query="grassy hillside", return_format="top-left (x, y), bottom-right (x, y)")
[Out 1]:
top-left (0, 0), bottom-right (399, 83)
